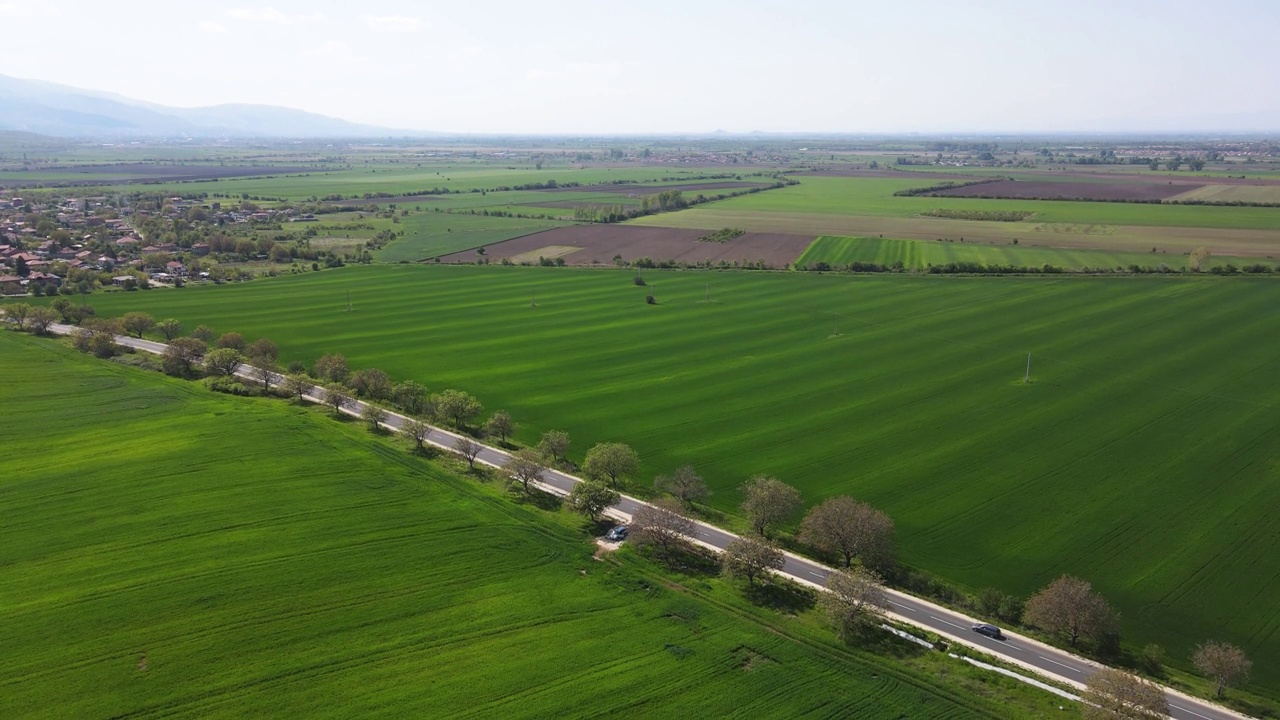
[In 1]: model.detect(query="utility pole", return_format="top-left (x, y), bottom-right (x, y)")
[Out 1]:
top-left (1024, 352), bottom-right (1031, 383)
top-left (705, 283), bottom-right (710, 304)
top-left (346, 290), bottom-right (352, 312)
top-left (531, 289), bottom-right (537, 307)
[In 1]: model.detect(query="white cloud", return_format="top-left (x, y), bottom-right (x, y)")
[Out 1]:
top-left (361, 15), bottom-right (424, 33)
top-left (199, 19), bottom-right (227, 34)
top-left (227, 7), bottom-right (326, 24)
top-left (0, 3), bottom-right (20, 16)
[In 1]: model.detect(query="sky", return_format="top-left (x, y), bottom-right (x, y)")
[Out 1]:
top-left (1, 0), bottom-right (1277, 134)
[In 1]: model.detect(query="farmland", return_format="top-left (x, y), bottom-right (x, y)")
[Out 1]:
top-left (0, 330), bottom-right (1061, 719)
top-left (55, 264), bottom-right (1280, 698)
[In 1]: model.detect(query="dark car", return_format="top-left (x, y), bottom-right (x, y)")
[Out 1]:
top-left (972, 623), bottom-right (1004, 640)
top-left (605, 525), bottom-right (628, 542)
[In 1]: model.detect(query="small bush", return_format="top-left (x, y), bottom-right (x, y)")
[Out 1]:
top-left (204, 376), bottom-right (259, 396)
top-left (645, 295), bottom-right (656, 305)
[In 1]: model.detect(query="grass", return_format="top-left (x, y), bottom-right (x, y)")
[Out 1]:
top-left (41, 264), bottom-right (1280, 701)
top-left (794, 235), bottom-right (1276, 271)
top-left (0, 330), bottom-right (1063, 719)
top-left (374, 212), bottom-right (570, 262)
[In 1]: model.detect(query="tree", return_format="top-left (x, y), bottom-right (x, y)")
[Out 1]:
top-left (245, 337), bottom-right (278, 364)
top-left (203, 347), bottom-right (244, 377)
top-left (503, 448), bottom-right (546, 494)
top-left (349, 367), bottom-right (393, 400)
top-left (156, 318), bottom-right (183, 341)
top-left (403, 417), bottom-right (432, 453)
top-left (1189, 246), bottom-right (1211, 272)
top-left (454, 436), bottom-right (483, 471)
top-left (722, 536), bottom-right (784, 587)
top-left (191, 324), bottom-right (214, 343)
top-left (322, 383), bottom-right (351, 416)
top-left (631, 497), bottom-right (695, 553)
top-left (163, 337), bottom-right (205, 378)
top-left (50, 297), bottom-right (74, 323)
top-left (740, 475), bottom-right (803, 537)
top-left (483, 410), bottom-right (516, 444)
top-left (436, 389), bottom-right (482, 429)
top-left (566, 480), bottom-right (619, 521)
top-left (3, 302), bottom-right (31, 330)
top-left (1080, 668), bottom-right (1169, 719)
top-left (1192, 640), bottom-right (1251, 698)
top-left (392, 380), bottom-right (428, 415)
top-left (1148, 160), bottom-right (1160, 171)
top-left (121, 311), bottom-right (156, 338)
top-left (282, 373), bottom-right (312, 402)
top-left (216, 332), bottom-right (246, 351)
top-left (1189, 159), bottom-right (1206, 172)
top-left (654, 465), bottom-right (710, 508)
top-left (14, 255), bottom-right (29, 277)
top-left (1022, 575), bottom-right (1118, 648)
top-left (538, 429), bottom-right (570, 464)
top-left (820, 567), bottom-right (889, 640)
top-left (361, 403), bottom-right (388, 431)
top-left (582, 442), bottom-right (639, 488)
top-left (798, 496), bottom-right (894, 569)
top-left (313, 353), bottom-right (350, 383)
top-left (27, 306), bottom-right (58, 335)
top-left (248, 360), bottom-right (277, 392)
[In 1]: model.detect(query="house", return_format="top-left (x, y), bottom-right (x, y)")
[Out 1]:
top-left (28, 271), bottom-right (62, 288)
top-left (112, 275), bottom-right (135, 287)
top-left (191, 243), bottom-right (210, 257)
top-left (165, 260), bottom-right (186, 276)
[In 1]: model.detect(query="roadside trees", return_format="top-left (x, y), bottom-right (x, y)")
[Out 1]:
top-left (162, 337), bottom-right (205, 378)
top-left (313, 353), bottom-right (350, 383)
top-left (50, 297), bottom-right (74, 323)
top-left (582, 442), bottom-right (639, 488)
top-left (27, 306), bottom-right (58, 335)
top-left (1080, 668), bottom-right (1168, 719)
top-left (361, 403), bottom-right (388, 432)
top-left (798, 496), bottom-right (894, 570)
top-left (156, 318), bottom-right (183, 341)
top-left (722, 536), bottom-right (784, 587)
top-left (349, 367), bottom-right (393, 400)
top-left (215, 332), bottom-right (246, 351)
top-left (631, 498), bottom-right (695, 554)
top-left (740, 475), bottom-right (802, 537)
top-left (454, 436), bottom-right (483, 471)
top-left (121, 311), bottom-right (155, 338)
top-left (245, 338), bottom-right (278, 364)
top-left (282, 373), bottom-right (311, 402)
top-left (191, 324), bottom-right (214, 343)
top-left (654, 465), bottom-right (710, 508)
top-left (538, 429), bottom-right (570, 464)
top-left (322, 383), bottom-right (351, 417)
top-left (1192, 640), bottom-right (1252, 698)
top-left (503, 449), bottom-right (546, 495)
top-left (392, 380), bottom-right (428, 415)
top-left (483, 410), bottom-right (516, 444)
top-left (403, 417), bottom-right (432, 453)
top-left (437, 389), bottom-right (483, 430)
top-left (1022, 575), bottom-right (1118, 648)
top-left (820, 567), bottom-right (889, 641)
top-left (203, 347), bottom-right (244, 377)
top-left (566, 480), bottom-right (619, 521)
top-left (1189, 246), bottom-right (1211, 272)
top-left (3, 302), bottom-right (31, 330)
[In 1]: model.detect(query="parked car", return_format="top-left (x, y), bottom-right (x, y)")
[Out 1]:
top-left (972, 623), bottom-right (1004, 640)
top-left (605, 525), bottom-right (628, 541)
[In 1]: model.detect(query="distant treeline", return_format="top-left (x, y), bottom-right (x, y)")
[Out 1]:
top-left (799, 260), bottom-right (1276, 275)
top-left (920, 209), bottom-right (1034, 222)
top-left (892, 178), bottom-right (1008, 197)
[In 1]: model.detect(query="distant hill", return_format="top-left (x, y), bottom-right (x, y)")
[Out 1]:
top-left (0, 74), bottom-right (426, 139)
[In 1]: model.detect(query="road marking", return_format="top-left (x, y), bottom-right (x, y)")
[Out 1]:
top-left (930, 615), bottom-right (966, 630)
top-left (808, 571), bottom-right (825, 578)
top-left (1169, 705), bottom-right (1214, 720)
top-left (888, 601), bottom-right (915, 612)
top-left (1037, 655), bottom-right (1083, 673)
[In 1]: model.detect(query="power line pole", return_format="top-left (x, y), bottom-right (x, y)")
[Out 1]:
top-left (1024, 352), bottom-right (1031, 383)
top-left (346, 290), bottom-right (352, 313)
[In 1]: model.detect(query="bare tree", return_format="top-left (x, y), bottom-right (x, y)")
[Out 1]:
top-left (503, 449), bottom-right (545, 494)
top-left (245, 337), bottom-right (278, 364)
top-left (798, 496), bottom-right (894, 569)
top-left (722, 536), bottom-right (784, 587)
top-left (403, 417), bottom-right (432, 453)
top-left (566, 480), bottom-right (619, 521)
top-left (538, 429), bottom-right (570, 464)
top-left (248, 360), bottom-right (277, 392)
top-left (820, 567), bottom-right (889, 640)
top-left (1023, 575), bottom-right (1117, 648)
top-left (156, 318), bottom-right (183, 341)
top-left (323, 383), bottom-right (351, 417)
top-left (282, 373), bottom-right (312, 402)
top-left (1193, 640), bottom-right (1252, 698)
top-left (162, 337), bottom-right (206, 378)
top-left (454, 436), bottom-right (483, 471)
top-left (313, 353), bottom-right (351, 383)
top-left (740, 475), bottom-right (802, 537)
top-left (349, 367), bottom-right (393, 400)
top-left (582, 442), bottom-right (639, 487)
top-left (483, 410), bottom-right (516, 444)
top-left (631, 498), bottom-right (695, 553)
top-left (121, 311), bottom-right (155, 338)
top-left (361, 403), bottom-right (388, 431)
top-left (654, 465), bottom-right (710, 508)
top-left (1081, 668), bottom-right (1168, 719)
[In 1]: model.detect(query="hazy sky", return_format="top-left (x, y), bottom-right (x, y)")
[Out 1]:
top-left (1, 0), bottom-right (1277, 134)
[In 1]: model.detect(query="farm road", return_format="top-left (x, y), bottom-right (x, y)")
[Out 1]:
top-left (47, 322), bottom-right (1253, 720)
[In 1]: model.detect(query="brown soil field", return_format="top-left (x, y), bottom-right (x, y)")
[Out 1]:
top-left (798, 168), bottom-right (981, 182)
top-left (440, 225), bottom-right (813, 267)
top-left (928, 179), bottom-right (1195, 202)
top-left (541, 181), bottom-right (769, 194)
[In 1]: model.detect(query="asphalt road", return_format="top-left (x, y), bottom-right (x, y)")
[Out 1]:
top-left (46, 323), bottom-right (1251, 720)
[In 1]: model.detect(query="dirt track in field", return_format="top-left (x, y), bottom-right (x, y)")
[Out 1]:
top-left (439, 224), bottom-right (813, 267)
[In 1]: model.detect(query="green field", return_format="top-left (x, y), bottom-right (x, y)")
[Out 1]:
top-left (794, 236), bottom-right (1275, 271)
top-left (375, 212), bottom-right (571, 263)
top-left (0, 331), bottom-right (1063, 719)
top-left (49, 265), bottom-right (1280, 698)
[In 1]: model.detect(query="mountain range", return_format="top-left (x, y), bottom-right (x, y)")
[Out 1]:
top-left (0, 74), bottom-right (423, 139)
